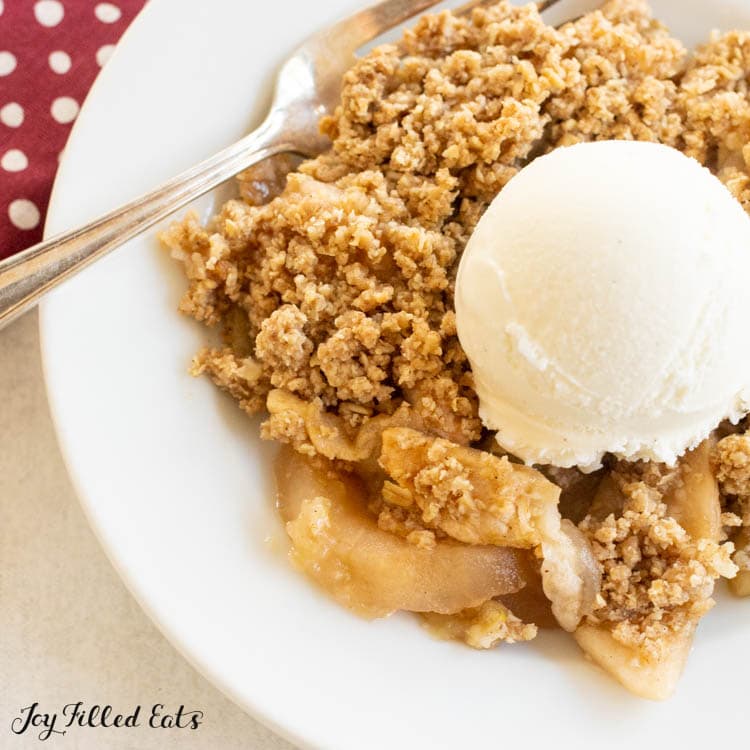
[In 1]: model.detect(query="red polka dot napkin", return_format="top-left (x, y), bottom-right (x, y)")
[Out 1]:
top-left (0, 0), bottom-right (146, 261)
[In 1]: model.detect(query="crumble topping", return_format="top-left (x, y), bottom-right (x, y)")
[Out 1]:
top-left (163, 0), bottom-right (750, 440)
top-left (378, 427), bottom-right (559, 547)
top-left (679, 32), bottom-right (750, 211)
top-left (548, 0), bottom-right (686, 147)
top-left (714, 433), bottom-right (750, 498)
top-left (713, 433), bottom-right (750, 573)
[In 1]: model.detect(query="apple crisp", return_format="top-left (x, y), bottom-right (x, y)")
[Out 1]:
top-left (163, 0), bottom-right (750, 698)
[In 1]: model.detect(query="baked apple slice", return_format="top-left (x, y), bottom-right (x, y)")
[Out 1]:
top-left (379, 428), bottom-right (600, 631)
top-left (275, 446), bottom-right (527, 618)
top-left (574, 624), bottom-right (693, 701)
top-left (664, 440), bottom-right (722, 542)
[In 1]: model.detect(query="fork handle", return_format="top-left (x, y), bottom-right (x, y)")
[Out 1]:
top-left (0, 110), bottom-right (296, 330)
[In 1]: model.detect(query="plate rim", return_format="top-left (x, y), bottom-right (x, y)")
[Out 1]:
top-left (36, 1), bottom-right (313, 746)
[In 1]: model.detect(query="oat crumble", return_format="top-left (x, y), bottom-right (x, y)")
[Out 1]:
top-left (714, 434), bottom-right (750, 580)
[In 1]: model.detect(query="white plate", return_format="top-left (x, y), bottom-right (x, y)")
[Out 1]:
top-left (40, 1), bottom-right (750, 748)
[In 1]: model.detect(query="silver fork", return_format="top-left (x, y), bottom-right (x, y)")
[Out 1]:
top-left (0, 0), bottom-right (563, 330)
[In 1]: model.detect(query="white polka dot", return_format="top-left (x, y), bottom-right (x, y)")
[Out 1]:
top-left (9, 199), bottom-right (41, 231)
top-left (34, 0), bottom-right (64, 27)
top-left (0, 102), bottom-right (23, 128)
top-left (96, 44), bottom-right (115, 67)
top-left (94, 3), bottom-right (121, 23)
top-left (0, 1), bottom-right (4, 15)
top-left (48, 50), bottom-right (71, 74)
top-left (0, 51), bottom-right (17, 76)
top-left (1, 149), bottom-right (28, 172)
top-left (50, 96), bottom-right (79, 124)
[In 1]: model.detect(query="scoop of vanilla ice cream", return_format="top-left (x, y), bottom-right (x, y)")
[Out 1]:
top-left (455, 140), bottom-right (750, 470)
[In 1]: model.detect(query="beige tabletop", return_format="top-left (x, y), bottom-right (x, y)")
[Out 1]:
top-left (0, 311), bottom-right (295, 750)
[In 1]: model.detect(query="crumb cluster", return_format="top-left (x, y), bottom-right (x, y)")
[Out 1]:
top-left (423, 600), bottom-right (538, 647)
top-left (714, 434), bottom-right (750, 572)
top-left (378, 427), bottom-right (559, 548)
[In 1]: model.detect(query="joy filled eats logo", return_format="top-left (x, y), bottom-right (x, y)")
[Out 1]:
top-left (10, 702), bottom-right (204, 741)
